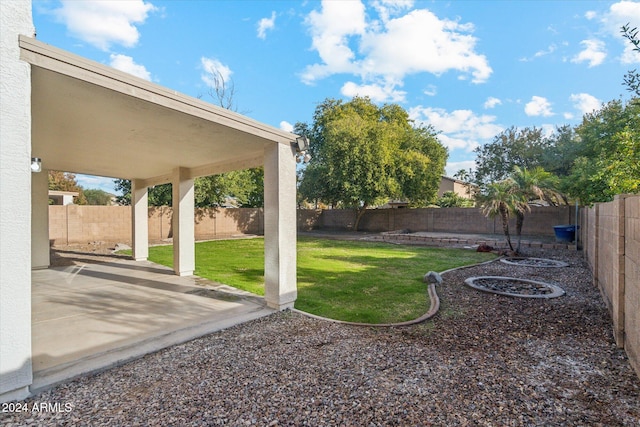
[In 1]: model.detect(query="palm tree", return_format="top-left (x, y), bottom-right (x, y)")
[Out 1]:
top-left (510, 166), bottom-right (564, 252)
top-left (479, 179), bottom-right (524, 252)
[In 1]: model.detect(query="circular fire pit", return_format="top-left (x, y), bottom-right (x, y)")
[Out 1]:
top-left (465, 276), bottom-right (565, 298)
top-left (500, 257), bottom-right (569, 268)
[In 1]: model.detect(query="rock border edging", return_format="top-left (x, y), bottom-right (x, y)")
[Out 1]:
top-left (464, 275), bottom-right (566, 299)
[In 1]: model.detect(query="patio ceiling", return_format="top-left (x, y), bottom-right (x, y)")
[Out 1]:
top-left (19, 36), bottom-right (296, 185)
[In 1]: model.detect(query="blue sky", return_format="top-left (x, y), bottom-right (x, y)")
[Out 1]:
top-left (33, 0), bottom-right (640, 193)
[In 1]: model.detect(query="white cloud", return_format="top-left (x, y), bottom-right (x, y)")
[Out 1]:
top-left (521, 43), bottom-right (558, 62)
top-left (359, 10), bottom-right (491, 83)
top-left (423, 84), bottom-right (437, 96)
top-left (525, 96), bottom-right (554, 117)
top-left (302, 1), bottom-right (492, 91)
top-left (445, 160), bottom-right (476, 178)
top-left (53, 0), bottom-right (156, 51)
top-left (621, 44), bottom-right (640, 64)
top-left (200, 57), bottom-right (233, 87)
top-left (257, 11), bottom-right (276, 39)
top-left (340, 81), bottom-right (406, 103)
top-left (594, 2), bottom-right (640, 64)
top-left (571, 39), bottom-right (607, 67)
top-left (371, 0), bottom-right (414, 23)
top-left (409, 106), bottom-right (503, 152)
top-left (570, 93), bottom-right (602, 115)
top-left (585, 10), bottom-right (597, 20)
top-left (564, 112), bottom-right (575, 120)
top-left (601, 1), bottom-right (640, 35)
top-left (534, 43), bottom-right (558, 58)
top-left (302, 0), bottom-right (367, 83)
top-left (279, 121), bottom-right (294, 133)
top-left (483, 97), bottom-right (501, 109)
top-left (109, 54), bottom-right (151, 81)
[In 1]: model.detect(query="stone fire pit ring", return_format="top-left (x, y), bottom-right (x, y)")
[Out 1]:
top-left (500, 257), bottom-right (569, 268)
top-left (465, 276), bottom-right (565, 299)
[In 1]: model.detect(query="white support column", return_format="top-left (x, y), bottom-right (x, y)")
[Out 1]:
top-left (31, 167), bottom-right (50, 269)
top-left (172, 167), bottom-right (194, 276)
top-left (131, 179), bottom-right (149, 261)
top-left (263, 142), bottom-right (297, 310)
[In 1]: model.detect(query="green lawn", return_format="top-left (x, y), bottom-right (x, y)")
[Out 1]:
top-left (139, 237), bottom-right (495, 324)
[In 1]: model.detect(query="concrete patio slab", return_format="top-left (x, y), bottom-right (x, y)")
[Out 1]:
top-left (31, 258), bottom-right (274, 392)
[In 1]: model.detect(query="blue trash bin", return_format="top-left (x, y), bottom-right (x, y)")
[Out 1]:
top-left (553, 225), bottom-right (578, 243)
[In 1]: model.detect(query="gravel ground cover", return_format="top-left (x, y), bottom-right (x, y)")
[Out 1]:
top-left (2, 246), bottom-right (639, 426)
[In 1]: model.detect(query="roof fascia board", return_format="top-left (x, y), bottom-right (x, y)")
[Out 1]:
top-left (19, 36), bottom-right (296, 145)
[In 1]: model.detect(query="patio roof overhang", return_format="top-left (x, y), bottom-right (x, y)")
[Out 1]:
top-left (19, 35), bottom-right (296, 185)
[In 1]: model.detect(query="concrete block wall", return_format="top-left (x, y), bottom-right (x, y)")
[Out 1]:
top-left (49, 206), bottom-right (269, 245)
top-left (624, 196), bottom-right (639, 377)
top-left (318, 209), bottom-right (356, 230)
top-left (581, 194), bottom-right (640, 379)
top-left (49, 205), bottom-right (131, 244)
top-left (317, 206), bottom-right (575, 236)
top-left (597, 198), bottom-right (625, 345)
top-left (148, 206), bottom-right (171, 241)
top-left (297, 209), bottom-right (322, 231)
top-left (194, 207), bottom-right (264, 240)
top-left (50, 205), bottom-right (579, 244)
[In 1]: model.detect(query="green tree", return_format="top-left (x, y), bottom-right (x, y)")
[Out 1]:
top-left (114, 180), bottom-right (172, 206)
top-left (84, 189), bottom-right (113, 205)
top-left (542, 125), bottom-right (582, 177)
top-left (561, 98), bottom-right (640, 204)
top-left (473, 127), bottom-right (550, 185)
top-left (192, 168), bottom-right (264, 208)
top-left (297, 97), bottom-right (447, 230)
top-left (114, 169), bottom-right (264, 208)
top-left (478, 179), bottom-right (523, 252)
top-left (436, 191), bottom-right (474, 208)
top-left (48, 171), bottom-right (87, 205)
top-left (622, 23), bottom-right (640, 96)
top-left (510, 166), bottom-right (563, 252)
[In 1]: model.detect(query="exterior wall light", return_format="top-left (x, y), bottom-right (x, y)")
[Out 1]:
top-left (294, 136), bottom-right (309, 153)
top-left (293, 136), bottom-right (312, 164)
top-left (31, 157), bottom-right (42, 173)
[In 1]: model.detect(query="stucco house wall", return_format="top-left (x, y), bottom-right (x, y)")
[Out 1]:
top-left (437, 176), bottom-right (473, 199)
top-left (0, 0), bottom-right (35, 402)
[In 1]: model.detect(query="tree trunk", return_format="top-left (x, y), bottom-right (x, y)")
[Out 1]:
top-left (515, 211), bottom-right (524, 254)
top-left (354, 204), bottom-right (368, 232)
top-left (499, 205), bottom-right (514, 251)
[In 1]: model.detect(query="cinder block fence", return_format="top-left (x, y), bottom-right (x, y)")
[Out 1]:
top-left (48, 205), bottom-right (577, 245)
top-left (581, 194), bottom-right (640, 379)
top-left (49, 205), bottom-right (268, 245)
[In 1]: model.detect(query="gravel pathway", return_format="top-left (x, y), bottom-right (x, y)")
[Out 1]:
top-left (2, 248), bottom-right (639, 426)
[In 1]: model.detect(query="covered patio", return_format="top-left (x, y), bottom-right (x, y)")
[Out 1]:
top-left (22, 35), bottom-right (298, 308)
top-left (0, 7), bottom-right (298, 402)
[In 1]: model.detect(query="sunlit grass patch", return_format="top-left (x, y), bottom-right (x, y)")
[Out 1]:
top-left (140, 237), bottom-right (496, 323)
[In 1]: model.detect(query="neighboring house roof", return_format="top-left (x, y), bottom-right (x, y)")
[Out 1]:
top-left (440, 175), bottom-right (474, 186)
